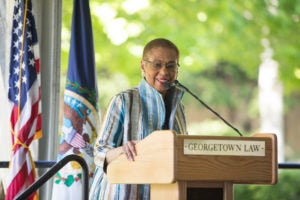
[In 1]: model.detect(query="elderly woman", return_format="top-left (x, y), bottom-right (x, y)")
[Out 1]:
top-left (89, 38), bottom-right (188, 200)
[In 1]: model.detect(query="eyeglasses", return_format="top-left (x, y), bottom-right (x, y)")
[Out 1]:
top-left (143, 59), bottom-right (179, 72)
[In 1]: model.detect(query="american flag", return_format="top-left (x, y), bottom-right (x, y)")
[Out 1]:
top-left (6, 0), bottom-right (42, 199)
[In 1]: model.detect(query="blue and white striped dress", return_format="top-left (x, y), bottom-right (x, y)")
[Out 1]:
top-left (89, 79), bottom-right (187, 200)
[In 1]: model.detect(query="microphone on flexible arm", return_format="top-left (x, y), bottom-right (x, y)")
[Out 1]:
top-left (164, 80), bottom-right (243, 136)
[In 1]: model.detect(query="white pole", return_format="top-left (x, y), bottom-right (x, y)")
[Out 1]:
top-left (258, 38), bottom-right (284, 162)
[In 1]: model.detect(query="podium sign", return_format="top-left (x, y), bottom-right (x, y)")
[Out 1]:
top-left (107, 130), bottom-right (277, 200)
top-left (183, 139), bottom-right (265, 156)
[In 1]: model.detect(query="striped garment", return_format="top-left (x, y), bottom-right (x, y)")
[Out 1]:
top-left (89, 78), bottom-right (187, 200)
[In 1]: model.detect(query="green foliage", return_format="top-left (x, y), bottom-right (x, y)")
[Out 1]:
top-left (197, 61), bottom-right (256, 108)
top-left (61, 0), bottom-right (300, 119)
top-left (235, 170), bottom-right (300, 200)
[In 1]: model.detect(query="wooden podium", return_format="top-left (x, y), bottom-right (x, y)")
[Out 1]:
top-left (107, 130), bottom-right (277, 200)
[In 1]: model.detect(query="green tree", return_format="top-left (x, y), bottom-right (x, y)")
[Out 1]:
top-left (61, 0), bottom-right (300, 131)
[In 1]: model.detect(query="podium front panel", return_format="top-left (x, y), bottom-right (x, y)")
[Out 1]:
top-left (175, 133), bottom-right (277, 184)
top-left (107, 131), bottom-right (277, 185)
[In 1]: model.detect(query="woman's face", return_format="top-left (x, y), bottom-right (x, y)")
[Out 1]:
top-left (141, 47), bottom-right (179, 96)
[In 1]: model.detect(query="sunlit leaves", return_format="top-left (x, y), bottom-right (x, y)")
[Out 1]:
top-left (61, 0), bottom-right (300, 108)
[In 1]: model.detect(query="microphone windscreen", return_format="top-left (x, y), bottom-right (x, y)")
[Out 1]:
top-left (163, 82), bottom-right (172, 88)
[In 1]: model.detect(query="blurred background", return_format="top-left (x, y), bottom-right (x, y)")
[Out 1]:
top-left (60, 1), bottom-right (300, 198)
top-left (1, 0), bottom-right (300, 199)
top-left (60, 0), bottom-right (300, 161)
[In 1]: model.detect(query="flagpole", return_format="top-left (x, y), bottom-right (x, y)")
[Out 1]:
top-left (6, 0), bottom-right (42, 199)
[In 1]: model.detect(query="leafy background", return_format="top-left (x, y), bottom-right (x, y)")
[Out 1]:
top-left (59, 1), bottom-right (300, 198)
top-left (60, 0), bottom-right (300, 154)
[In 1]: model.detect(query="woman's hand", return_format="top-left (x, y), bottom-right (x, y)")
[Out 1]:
top-left (122, 140), bottom-right (138, 161)
top-left (106, 140), bottom-right (139, 164)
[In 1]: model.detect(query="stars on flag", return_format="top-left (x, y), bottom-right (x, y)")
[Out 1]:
top-left (8, 0), bottom-right (38, 108)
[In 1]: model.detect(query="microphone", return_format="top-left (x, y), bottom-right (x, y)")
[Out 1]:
top-left (165, 80), bottom-right (243, 136)
top-left (163, 82), bottom-right (174, 88)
